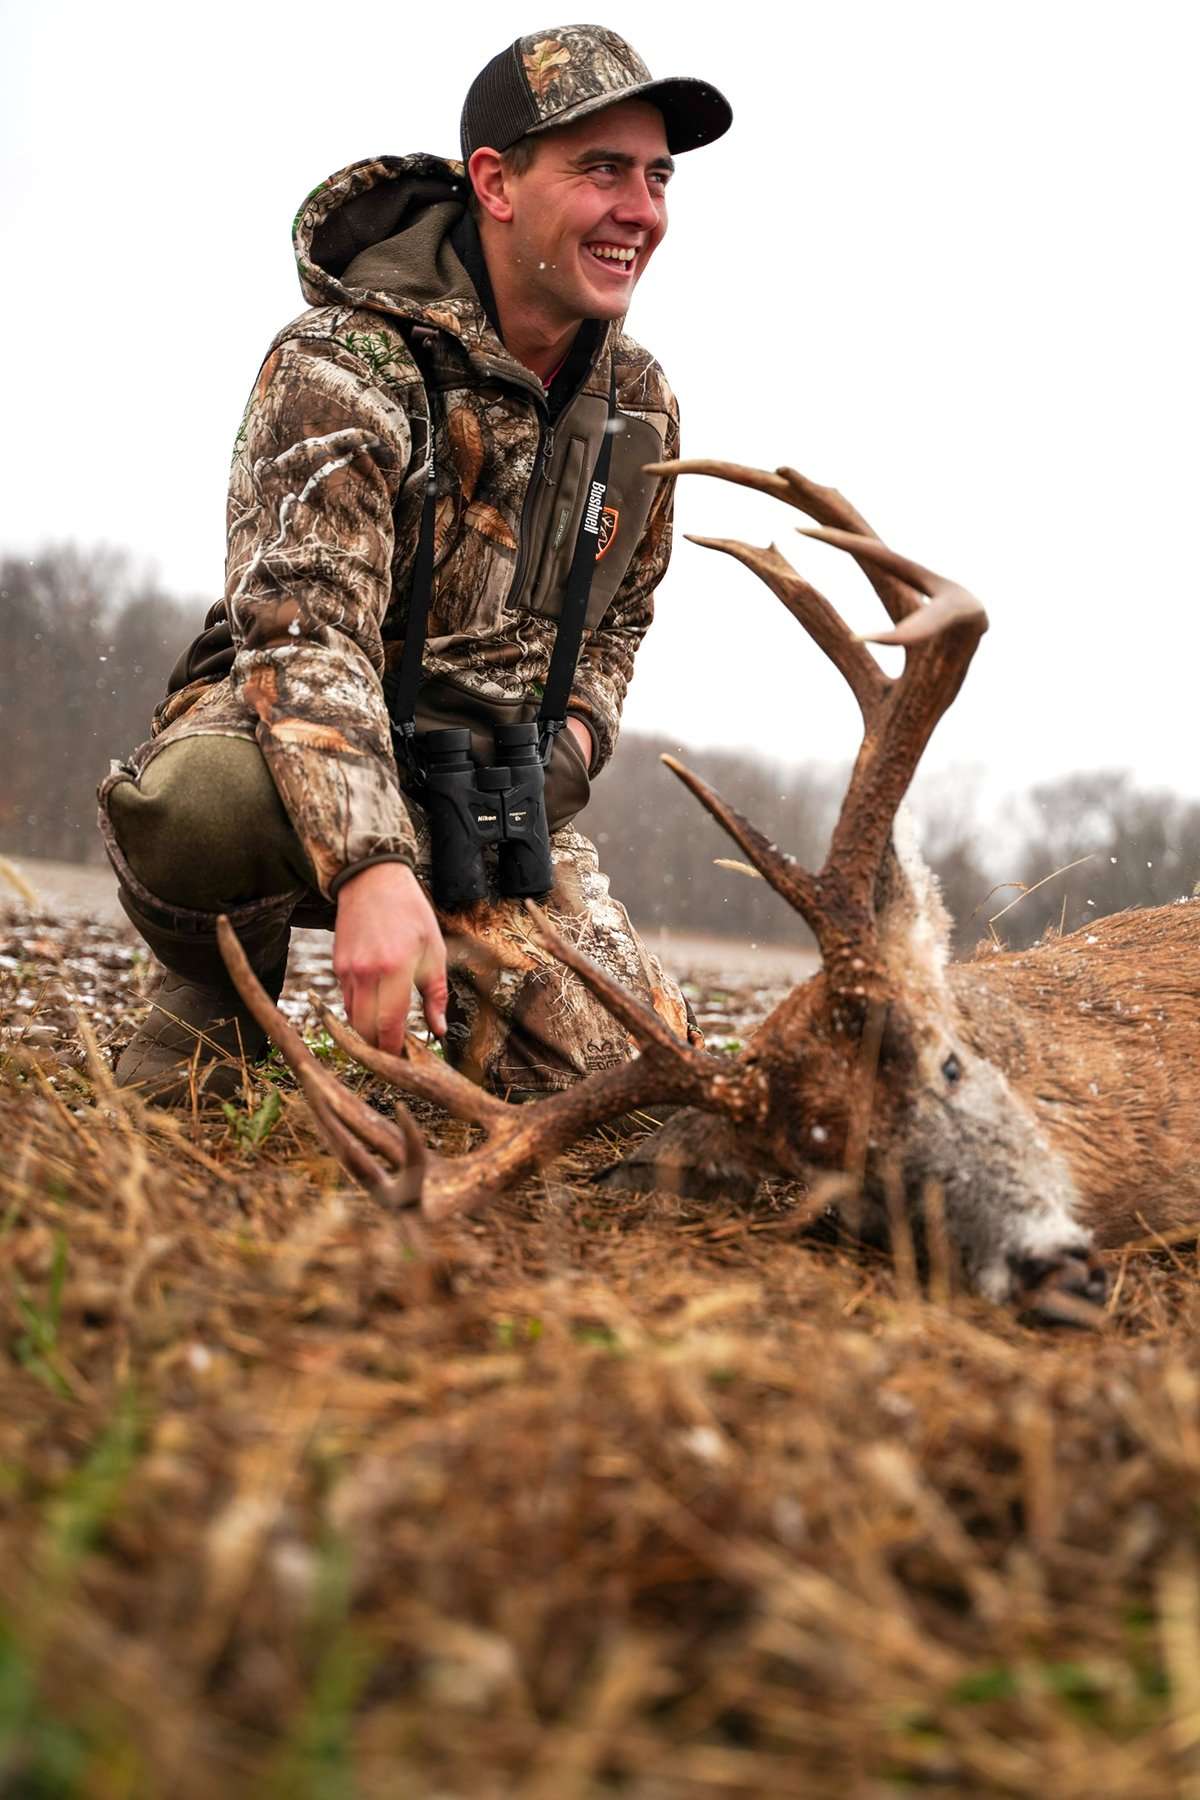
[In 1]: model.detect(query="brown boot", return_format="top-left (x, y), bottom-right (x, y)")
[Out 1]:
top-left (114, 900), bottom-right (290, 1107)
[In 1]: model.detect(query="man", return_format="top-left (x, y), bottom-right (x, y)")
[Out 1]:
top-left (98, 24), bottom-right (732, 1103)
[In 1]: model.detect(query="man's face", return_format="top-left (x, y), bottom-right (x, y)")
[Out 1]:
top-left (498, 100), bottom-right (673, 327)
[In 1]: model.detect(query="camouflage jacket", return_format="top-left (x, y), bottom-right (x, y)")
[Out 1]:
top-left (144, 152), bottom-right (680, 899)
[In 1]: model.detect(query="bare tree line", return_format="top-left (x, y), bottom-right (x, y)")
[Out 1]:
top-left (0, 548), bottom-right (193, 865)
top-left (1, 547), bottom-right (1196, 951)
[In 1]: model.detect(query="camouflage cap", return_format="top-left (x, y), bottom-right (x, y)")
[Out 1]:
top-left (460, 23), bottom-right (732, 163)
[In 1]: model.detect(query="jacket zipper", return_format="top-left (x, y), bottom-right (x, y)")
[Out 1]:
top-left (476, 338), bottom-right (608, 612)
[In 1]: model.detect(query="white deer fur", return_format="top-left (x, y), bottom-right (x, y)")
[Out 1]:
top-left (873, 811), bottom-right (1092, 1302)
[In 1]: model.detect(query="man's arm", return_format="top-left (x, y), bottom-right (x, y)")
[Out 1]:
top-left (227, 330), bottom-right (421, 888)
top-left (226, 327), bottom-right (447, 1043)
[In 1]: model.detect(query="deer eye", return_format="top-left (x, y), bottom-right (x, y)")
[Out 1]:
top-left (942, 1052), bottom-right (963, 1085)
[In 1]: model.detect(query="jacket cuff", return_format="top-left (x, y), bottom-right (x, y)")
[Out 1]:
top-left (328, 850), bottom-right (417, 898)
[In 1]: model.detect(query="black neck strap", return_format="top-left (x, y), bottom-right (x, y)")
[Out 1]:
top-left (388, 357), bottom-right (618, 759)
top-left (387, 455), bottom-right (439, 759)
top-left (538, 362), bottom-right (618, 735)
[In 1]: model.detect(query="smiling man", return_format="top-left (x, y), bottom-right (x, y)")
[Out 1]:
top-left (99, 24), bottom-right (732, 1104)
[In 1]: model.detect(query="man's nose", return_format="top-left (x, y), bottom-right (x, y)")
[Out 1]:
top-left (614, 177), bottom-right (664, 232)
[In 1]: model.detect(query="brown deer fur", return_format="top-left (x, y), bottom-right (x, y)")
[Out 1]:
top-left (952, 903), bottom-right (1200, 1247)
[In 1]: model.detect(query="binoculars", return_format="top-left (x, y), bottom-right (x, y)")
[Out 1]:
top-left (417, 722), bottom-right (554, 912)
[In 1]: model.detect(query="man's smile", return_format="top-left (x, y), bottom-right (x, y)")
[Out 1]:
top-left (583, 240), bottom-right (639, 276)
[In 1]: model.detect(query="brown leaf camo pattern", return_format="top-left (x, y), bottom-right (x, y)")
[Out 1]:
top-left (518, 26), bottom-right (652, 121)
top-left (464, 501), bottom-right (518, 550)
top-left (447, 405), bottom-right (485, 500)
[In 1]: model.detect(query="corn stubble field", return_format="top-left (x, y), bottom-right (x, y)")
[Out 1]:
top-left (4, 903), bottom-right (1200, 1799)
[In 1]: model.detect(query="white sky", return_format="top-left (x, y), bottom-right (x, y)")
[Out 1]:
top-left (3, 0), bottom-right (1198, 807)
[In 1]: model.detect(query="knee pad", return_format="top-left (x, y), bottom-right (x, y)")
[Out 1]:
top-left (105, 736), bottom-right (309, 908)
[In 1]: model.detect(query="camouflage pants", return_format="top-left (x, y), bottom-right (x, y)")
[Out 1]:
top-left (99, 735), bottom-right (695, 1097)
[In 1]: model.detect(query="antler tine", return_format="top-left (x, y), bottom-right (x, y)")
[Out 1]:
top-left (647, 458), bottom-right (923, 628)
top-left (301, 1082), bottom-right (391, 1193)
top-left (523, 901), bottom-right (708, 1067)
top-left (645, 457), bottom-right (798, 505)
top-left (316, 1005), bottom-right (509, 1130)
top-left (684, 534), bottom-right (885, 718)
top-left (415, 1052), bottom-right (754, 1224)
top-left (788, 532), bottom-right (988, 916)
top-left (659, 755), bottom-right (824, 936)
top-left (217, 917), bottom-right (425, 1207)
top-left (774, 467), bottom-right (920, 629)
top-left (219, 913), bottom-right (767, 1227)
top-left (310, 1066), bottom-right (427, 1208)
top-left (798, 528), bottom-right (989, 645)
top-left (654, 464), bottom-right (991, 985)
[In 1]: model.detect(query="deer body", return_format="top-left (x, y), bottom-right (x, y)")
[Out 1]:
top-left (218, 461), bottom-right (1200, 1321)
top-left (952, 900), bottom-right (1200, 1247)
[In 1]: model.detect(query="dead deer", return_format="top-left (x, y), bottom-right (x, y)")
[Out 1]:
top-left (217, 461), bottom-right (1200, 1320)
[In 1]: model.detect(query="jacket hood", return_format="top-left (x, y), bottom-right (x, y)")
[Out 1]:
top-left (292, 152), bottom-right (615, 375)
top-left (295, 154), bottom-right (469, 314)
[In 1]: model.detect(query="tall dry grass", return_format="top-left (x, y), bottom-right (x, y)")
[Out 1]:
top-left (3, 907), bottom-right (1200, 1798)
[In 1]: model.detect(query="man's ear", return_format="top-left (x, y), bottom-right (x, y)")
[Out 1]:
top-left (468, 148), bottom-right (514, 224)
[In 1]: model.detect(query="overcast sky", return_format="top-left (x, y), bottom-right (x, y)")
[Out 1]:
top-left (4, 0), bottom-right (1198, 809)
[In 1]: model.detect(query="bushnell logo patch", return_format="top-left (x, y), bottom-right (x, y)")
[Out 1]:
top-left (595, 506), bottom-right (619, 562)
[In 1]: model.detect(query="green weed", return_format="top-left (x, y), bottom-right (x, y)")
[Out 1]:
top-left (265, 1530), bottom-right (377, 1800)
top-left (0, 1392), bottom-right (146, 1794)
top-left (305, 1028), bottom-right (342, 1065)
top-left (0, 1630), bottom-right (89, 1799)
top-left (494, 1316), bottom-right (543, 1349)
top-left (222, 1086), bottom-right (283, 1152)
top-left (42, 1388), bottom-right (143, 1582)
top-left (571, 1324), bottom-right (623, 1353)
top-left (944, 1651), bottom-right (1170, 1735)
top-left (8, 1230), bottom-right (73, 1398)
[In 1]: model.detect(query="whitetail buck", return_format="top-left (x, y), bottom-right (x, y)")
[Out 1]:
top-left (218, 462), bottom-right (1200, 1319)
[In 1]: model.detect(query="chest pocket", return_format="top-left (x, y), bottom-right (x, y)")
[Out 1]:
top-left (582, 410), bottom-right (668, 626)
top-left (520, 405), bottom-right (667, 630)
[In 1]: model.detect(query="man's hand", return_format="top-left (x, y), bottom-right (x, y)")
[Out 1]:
top-left (333, 862), bottom-right (448, 1052)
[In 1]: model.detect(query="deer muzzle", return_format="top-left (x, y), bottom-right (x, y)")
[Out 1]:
top-left (1009, 1247), bottom-right (1108, 1325)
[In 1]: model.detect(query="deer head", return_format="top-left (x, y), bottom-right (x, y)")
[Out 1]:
top-left (217, 462), bottom-right (1104, 1317)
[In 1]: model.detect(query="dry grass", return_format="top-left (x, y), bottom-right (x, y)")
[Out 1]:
top-left (3, 908), bottom-right (1200, 1798)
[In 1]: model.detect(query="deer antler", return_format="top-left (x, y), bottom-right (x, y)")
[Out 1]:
top-left (646, 460), bottom-right (988, 992)
top-left (217, 909), bottom-right (768, 1223)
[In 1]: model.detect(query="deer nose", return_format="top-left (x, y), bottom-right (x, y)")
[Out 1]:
top-left (1009, 1248), bottom-right (1108, 1319)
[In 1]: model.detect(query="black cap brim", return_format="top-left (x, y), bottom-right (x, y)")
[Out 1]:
top-left (523, 74), bottom-right (733, 155)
